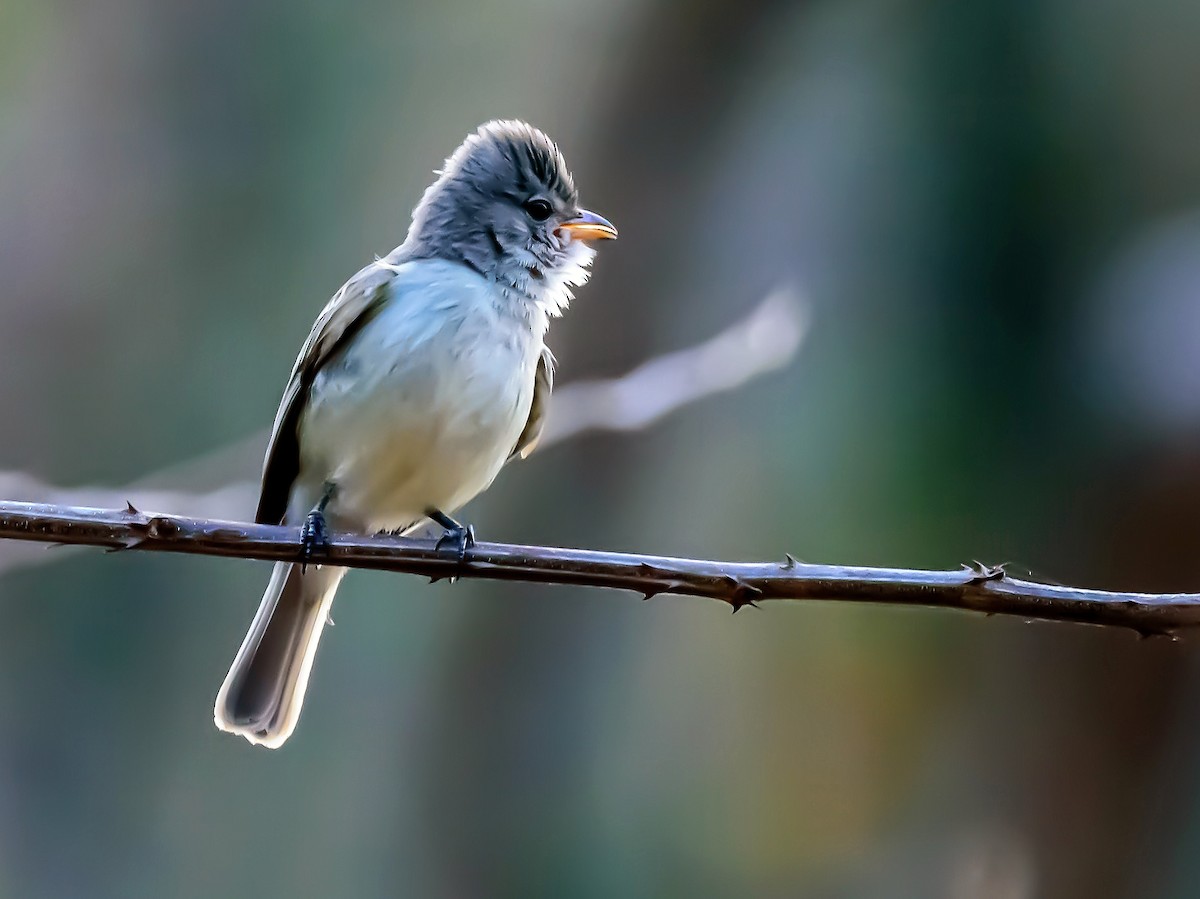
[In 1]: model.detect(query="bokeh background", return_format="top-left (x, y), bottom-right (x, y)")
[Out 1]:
top-left (2, 0), bottom-right (1200, 896)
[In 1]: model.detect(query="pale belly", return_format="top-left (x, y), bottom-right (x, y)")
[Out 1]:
top-left (294, 305), bottom-right (537, 531)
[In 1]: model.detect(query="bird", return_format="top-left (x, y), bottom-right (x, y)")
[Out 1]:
top-left (214, 120), bottom-right (617, 748)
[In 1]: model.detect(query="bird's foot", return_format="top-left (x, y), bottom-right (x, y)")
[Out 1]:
top-left (299, 509), bottom-right (330, 572)
top-left (428, 509), bottom-right (476, 566)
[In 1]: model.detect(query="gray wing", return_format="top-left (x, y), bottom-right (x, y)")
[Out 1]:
top-left (509, 346), bottom-right (555, 461)
top-left (255, 261), bottom-right (398, 524)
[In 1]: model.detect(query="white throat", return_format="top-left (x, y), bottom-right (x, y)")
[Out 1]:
top-left (497, 239), bottom-right (597, 334)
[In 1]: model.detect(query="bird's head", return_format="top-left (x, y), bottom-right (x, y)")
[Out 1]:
top-left (405, 120), bottom-right (617, 317)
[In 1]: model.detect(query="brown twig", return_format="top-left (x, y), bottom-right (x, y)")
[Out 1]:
top-left (1, 501), bottom-right (1197, 635)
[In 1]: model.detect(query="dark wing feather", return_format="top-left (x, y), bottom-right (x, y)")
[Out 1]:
top-left (509, 346), bottom-right (555, 462)
top-left (255, 262), bottom-right (398, 524)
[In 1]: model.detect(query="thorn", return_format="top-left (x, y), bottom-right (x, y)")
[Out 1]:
top-left (637, 561), bottom-right (668, 578)
top-left (145, 516), bottom-right (178, 539)
top-left (728, 580), bottom-right (763, 614)
top-left (1135, 628), bottom-right (1177, 642)
top-left (782, 553), bottom-right (800, 570)
top-left (124, 500), bottom-right (139, 514)
top-left (962, 560), bottom-right (1006, 585)
top-left (641, 588), bottom-right (660, 601)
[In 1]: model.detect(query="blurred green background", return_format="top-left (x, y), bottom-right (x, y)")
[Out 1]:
top-left (3, 0), bottom-right (1200, 896)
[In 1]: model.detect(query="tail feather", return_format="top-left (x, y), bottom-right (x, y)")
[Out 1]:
top-left (214, 561), bottom-right (345, 748)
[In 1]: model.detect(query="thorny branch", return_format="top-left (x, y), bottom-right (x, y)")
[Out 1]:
top-left (1, 501), bottom-right (1198, 636)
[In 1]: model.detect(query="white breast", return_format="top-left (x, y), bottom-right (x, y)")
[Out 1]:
top-left (296, 260), bottom-right (541, 531)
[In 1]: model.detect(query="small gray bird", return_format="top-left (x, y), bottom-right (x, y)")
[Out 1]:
top-left (214, 120), bottom-right (616, 748)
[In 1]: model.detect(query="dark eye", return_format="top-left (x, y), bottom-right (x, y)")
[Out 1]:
top-left (523, 198), bottom-right (553, 221)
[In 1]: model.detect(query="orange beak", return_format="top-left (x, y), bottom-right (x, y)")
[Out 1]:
top-left (559, 209), bottom-right (618, 242)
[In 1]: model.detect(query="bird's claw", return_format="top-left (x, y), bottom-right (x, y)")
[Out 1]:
top-left (434, 523), bottom-right (476, 565)
top-left (300, 510), bottom-right (330, 572)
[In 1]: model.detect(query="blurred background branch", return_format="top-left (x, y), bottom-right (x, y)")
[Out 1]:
top-left (2, 501), bottom-right (1197, 634)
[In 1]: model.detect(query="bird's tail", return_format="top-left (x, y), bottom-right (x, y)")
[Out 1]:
top-left (214, 561), bottom-right (345, 748)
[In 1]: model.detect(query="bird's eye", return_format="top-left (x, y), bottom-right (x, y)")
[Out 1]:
top-left (523, 198), bottom-right (553, 221)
